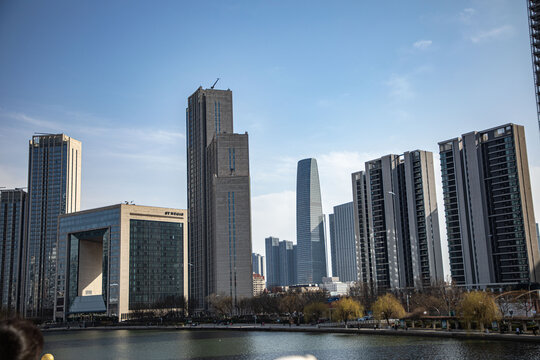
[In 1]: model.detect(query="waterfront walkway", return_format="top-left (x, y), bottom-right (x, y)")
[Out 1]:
top-left (42, 322), bottom-right (540, 343)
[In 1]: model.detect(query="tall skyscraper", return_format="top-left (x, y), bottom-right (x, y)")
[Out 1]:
top-left (24, 134), bottom-right (81, 318)
top-left (252, 253), bottom-right (265, 277)
top-left (296, 158), bottom-right (327, 284)
top-left (528, 0), bottom-right (540, 132)
top-left (358, 150), bottom-right (443, 291)
top-left (0, 189), bottom-right (27, 314)
top-left (439, 124), bottom-right (540, 287)
top-left (329, 202), bottom-right (357, 282)
top-left (186, 87), bottom-right (253, 310)
top-left (351, 171), bottom-right (374, 286)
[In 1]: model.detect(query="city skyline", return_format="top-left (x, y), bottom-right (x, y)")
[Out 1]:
top-left (2, 1), bottom-right (540, 281)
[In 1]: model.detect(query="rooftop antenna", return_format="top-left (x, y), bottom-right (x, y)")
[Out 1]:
top-left (210, 78), bottom-right (220, 89)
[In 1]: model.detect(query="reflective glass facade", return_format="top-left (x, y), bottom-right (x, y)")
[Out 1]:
top-left (25, 134), bottom-right (81, 319)
top-left (55, 204), bottom-right (187, 321)
top-left (296, 158), bottom-right (327, 284)
top-left (129, 220), bottom-right (183, 309)
top-left (0, 189), bottom-right (26, 314)
top-left (329, 202), bottom-right (357, 282)
top-left (56, 207), bottom-right (120, 320)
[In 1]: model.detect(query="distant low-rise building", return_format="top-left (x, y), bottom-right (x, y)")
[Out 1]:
top-left (253, 273), bottom-right (265, 296)
top-left (320, 277), bottom-right (349, 296)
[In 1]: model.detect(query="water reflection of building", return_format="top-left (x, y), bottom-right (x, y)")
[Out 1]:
top-left (54, 204), bottom-right (187, 322)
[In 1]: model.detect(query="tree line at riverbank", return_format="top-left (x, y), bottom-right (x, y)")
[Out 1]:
top-left (2, 282), bottom-right (538, 334)
top-left (201, 282), bottom-right (539, 333)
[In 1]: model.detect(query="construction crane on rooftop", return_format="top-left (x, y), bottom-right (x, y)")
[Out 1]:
top-left (210, 78), bottom-right (220, 89)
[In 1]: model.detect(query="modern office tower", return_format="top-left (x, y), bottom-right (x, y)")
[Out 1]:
top-left (265, 236), bottom-right (280, 288)
top-left (329, 202), bottom-right (357, 282)
top-left (529, 0), bottom-right (540, 132)
top-left (186, 87), bottom-right (253, 311)
top-left (352, 171), bottom-right (374, 286)
top-left (54, 204), bottom-right (187, 322)
top-left (279, 240), bottom-right (296, 286)
top-left (252, 253), bottom-right (265, 277)
top-left (0, 189), bottom-right (27, 314)
top-left (439, 124), bottom-right (540, 287)
top-left (24, 134), bottom-right (81, 319)
top-left (296, 158), bottom-right (327, 284)
top-left (363, 150), bottom-right (443, 291)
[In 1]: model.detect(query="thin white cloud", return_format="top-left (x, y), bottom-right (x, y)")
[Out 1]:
top-left (470, 25), bottom-right (513, 43)
top-left (413, 40), bottom-right (432, 50)
top-left (459, 8), bottom-right (476, 22)
top-left (386, 74), bottom-right (414, 100)
top-left (0, 109), bottom-right (62, 130)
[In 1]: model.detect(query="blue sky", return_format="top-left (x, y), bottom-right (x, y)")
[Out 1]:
top-left (1, 0), bottom-right (539, 278)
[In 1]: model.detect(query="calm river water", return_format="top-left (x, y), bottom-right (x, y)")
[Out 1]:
top-left (43, 329), bottom-right (540, 360)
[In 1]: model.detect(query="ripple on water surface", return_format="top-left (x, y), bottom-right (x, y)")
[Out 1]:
top-left (43, 329), bottom-right (540, 360)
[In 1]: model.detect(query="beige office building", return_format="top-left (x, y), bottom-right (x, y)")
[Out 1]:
top-left (54, 204), bottom-right (187, 322)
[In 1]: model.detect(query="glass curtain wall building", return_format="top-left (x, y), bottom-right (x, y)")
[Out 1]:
top-left (265, 237), bottom-right (280, 288)
top-left (0, 189), bottom-right (27, 314)
top-left (279, 240), bottom-right (296, 286)
top-left (25, 134), bottom-right (81, 319)
top-left (264, 236), bottom-right (296, 288)
top-left (54, 204), bottom-right (187, 322)
top-left (296, 158), bottom-right (327, 284)
top-left (439, 124), bottom-right (540, 288)
top-left (252, 253), bottom-right (265, 277)
top-left (329, 202), bottom-right (358, 282)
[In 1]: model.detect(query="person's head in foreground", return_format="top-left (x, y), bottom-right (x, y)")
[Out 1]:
top-left (0, 318), bottom-right (44, 360)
